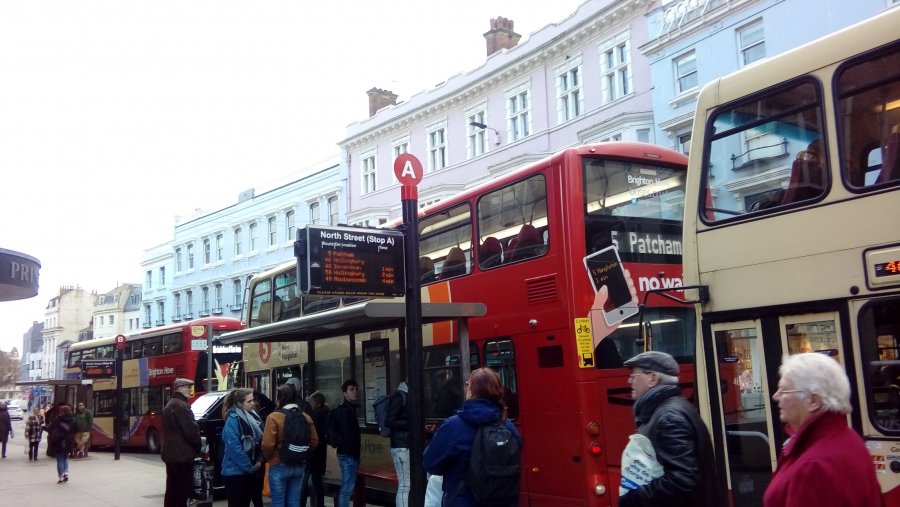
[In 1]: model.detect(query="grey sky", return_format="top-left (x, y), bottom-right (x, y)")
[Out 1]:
top-left (0, 0), bottom-right (588, 352)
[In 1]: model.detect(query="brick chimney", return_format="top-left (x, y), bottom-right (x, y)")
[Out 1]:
top-left (484, 17), bottom-right (521, 57)
top-left (367, 87), bottom-right (398, 117)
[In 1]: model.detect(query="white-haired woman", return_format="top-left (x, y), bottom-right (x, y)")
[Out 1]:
top-left (764, 353), bottom-right (883, 507)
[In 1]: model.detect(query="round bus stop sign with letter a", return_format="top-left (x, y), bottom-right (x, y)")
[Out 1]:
top-left (394, 154), bottom-right (423, 186)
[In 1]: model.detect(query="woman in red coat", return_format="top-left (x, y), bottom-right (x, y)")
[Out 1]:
top-left (764, 353), bottom-right (884, 507)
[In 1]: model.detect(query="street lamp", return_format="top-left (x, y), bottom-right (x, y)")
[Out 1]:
top-left (469, 121), bottom-right (502, 146)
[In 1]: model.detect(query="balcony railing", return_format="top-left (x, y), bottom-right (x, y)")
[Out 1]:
top-left (183, 312), bottom-right (194, 320)
top-left (155, 320), bottom-right (165, 326)
top-left (229, 304), bottom-right (243, 312)
top-left (212, 307), bottom-right (224, 315)
top-left (142, 322), bottom-right (152, 329)
top-left (198, 310), bottom-right (211, 317)
top-left (172, 315), bottom-right (182, 322)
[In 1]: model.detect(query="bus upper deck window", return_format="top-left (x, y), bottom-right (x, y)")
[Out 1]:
top-left (702, 79), bottom-right (826, 221)
top-left (835, 43), bottom-right (900, 189)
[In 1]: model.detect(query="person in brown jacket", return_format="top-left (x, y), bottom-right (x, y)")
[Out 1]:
top-left (262, 384), bottom-right (318, 507)
top-left (161, 378), bottom-right (202, 507)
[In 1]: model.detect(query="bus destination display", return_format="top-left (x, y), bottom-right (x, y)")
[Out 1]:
top-left (874, 259), bottom-right (900, 278)
top-left (298, 225), bottom-right (405, 297)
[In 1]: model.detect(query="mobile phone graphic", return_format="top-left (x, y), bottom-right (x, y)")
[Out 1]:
top-left (584, 246), bottom-right (638, 326)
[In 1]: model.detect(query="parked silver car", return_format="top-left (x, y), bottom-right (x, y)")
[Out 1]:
top-left (6, 404), bottom-right (23, 420)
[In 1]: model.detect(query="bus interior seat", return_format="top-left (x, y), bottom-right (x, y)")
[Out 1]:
top-left (282, 297), bottom-right (303, 319)
top-left (781, 148), bottom-right (825, 204)
top-left (272, 297), bottom-right (284, 322)
top-left (439, 247), bottom-right (467, 279)
top-left (256, 300), bottom-right (273, 324)
top-left (419, 256), bottom-right (437, 284)
top-left (507, 224), bottom-right (544, 262)
top-left (479, 237), bottom-right (503, 268)
top-left (876, 124), bottom-right (900, 184)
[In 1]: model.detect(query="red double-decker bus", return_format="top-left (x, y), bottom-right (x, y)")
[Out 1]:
top-left (65, 317), bottom-right (243, 453)
top-left (227, 142), bottom-right (693, 505)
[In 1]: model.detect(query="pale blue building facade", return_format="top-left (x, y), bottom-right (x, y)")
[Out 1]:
top-left (642, 0), bottom-right (898, 157)
top-left (140, 160), bottom-right (345, 329)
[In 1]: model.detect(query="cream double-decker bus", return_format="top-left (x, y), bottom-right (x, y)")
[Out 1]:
top-left (681, 7), bottom-right (900, 506)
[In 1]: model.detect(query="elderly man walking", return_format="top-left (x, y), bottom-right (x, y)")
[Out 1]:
top-left (619, 351), bottom-right (717, 507)
top-left (161, 378), bottom-right (202, 507)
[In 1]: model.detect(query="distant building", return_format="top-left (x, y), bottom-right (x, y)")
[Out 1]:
top-left (20, 321), bottom-right (43, 382)
top-left (93, 283), bottom-right (143, 339)
top-left (42, 286), bottom-right (96, 380)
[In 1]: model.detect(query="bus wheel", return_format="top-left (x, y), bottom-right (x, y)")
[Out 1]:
top-left (146, 428), bottom-right (160, 454)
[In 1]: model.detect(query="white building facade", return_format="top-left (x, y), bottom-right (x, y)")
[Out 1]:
top-left (41, 286), bottom-right (95, 380)
top-left (340, 0), bottom-right (659, 224)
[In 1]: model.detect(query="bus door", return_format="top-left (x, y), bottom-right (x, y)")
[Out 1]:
top-left (849, 296), bottom-right (900, 503)
top-left (708, 311), bottom-right (844, 507)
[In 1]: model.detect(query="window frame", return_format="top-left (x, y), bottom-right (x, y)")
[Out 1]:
top-left (738, 20), bottom-right (766, 67)
top-left (505, 83), bottom-right (532, 142)
top-left (427, 121), bottom-right (448, 172)
top-left (555, 56), bottom-right (584, 123)
top-left (599, 31), bottom-right (633, 104)
top-left (466, 103), bottom-right (489, 159)
top-left (674, 51), bottom-right (699, 95)
top-left (361, 150), bottom-right (377, 195)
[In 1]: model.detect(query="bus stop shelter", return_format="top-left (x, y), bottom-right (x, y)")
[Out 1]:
top-left (218, 300), bottom-right (487, 505)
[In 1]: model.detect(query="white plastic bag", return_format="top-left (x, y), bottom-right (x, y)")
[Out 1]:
top-left (619, 433), bottom-right (664, 496)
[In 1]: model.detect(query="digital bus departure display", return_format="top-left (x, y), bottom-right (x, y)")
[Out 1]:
top-left (874, 260), bottom-right (900, 278)
top-left (297, 225), bottom-right (405, 297)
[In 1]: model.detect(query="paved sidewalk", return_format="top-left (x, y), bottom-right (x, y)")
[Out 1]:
top-left (0, 420), bottom-right (372, 506)
top-left (0, 422), bottom-right (169, 506)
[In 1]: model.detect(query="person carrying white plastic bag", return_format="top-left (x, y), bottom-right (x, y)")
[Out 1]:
top-left (619, 434), bottom-right (663, 496)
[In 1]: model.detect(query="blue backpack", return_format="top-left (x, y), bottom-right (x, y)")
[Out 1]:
top-left (373, 394), bottom-right (392, 437)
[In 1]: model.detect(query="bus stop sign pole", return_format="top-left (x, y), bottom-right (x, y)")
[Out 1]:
top-left (394, 154), bottom-right (425, 506)
top-left (114, 334), bottom-right (126, 461)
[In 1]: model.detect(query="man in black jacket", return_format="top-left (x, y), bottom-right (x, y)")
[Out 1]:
top-left (387, 381), bottom-right (410, 507)
top-left (620, 351), bottom-right (717, 507)
top-left (330, 379), bottom-right (360, 507)
top-left (161, 378), bottom-right (202, 507)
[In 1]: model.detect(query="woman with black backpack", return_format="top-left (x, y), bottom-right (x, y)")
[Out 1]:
top-left (262, 384), bottom-right (319, 507)
top-left (423, 367), bottom-right (523, 507)
top-left (47, 404), bottom-right (77, 483)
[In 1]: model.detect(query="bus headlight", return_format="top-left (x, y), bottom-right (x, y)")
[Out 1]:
top-left (594, 483), bottom-right (607, 496)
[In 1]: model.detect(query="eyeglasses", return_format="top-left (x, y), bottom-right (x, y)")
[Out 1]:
top-left (628, 371), bottom-right (652, 380)
top-left (775, 388), bottom-right (806, 395)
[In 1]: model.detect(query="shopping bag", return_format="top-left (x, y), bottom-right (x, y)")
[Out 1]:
top-left (189, 457), bottom-right (213, 501)
top-left (619, 434), bottom-right (664, 496)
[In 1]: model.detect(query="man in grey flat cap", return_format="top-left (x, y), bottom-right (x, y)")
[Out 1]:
top-left (161, 378), bottom-right (202, 507)
top-left (619, 351), bottom-right (717, 507)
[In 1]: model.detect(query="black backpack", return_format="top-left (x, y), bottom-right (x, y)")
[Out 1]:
top-left (455, 421), bottom-right (521, 506)
top-left (278, 407), bottom-right (312, 465)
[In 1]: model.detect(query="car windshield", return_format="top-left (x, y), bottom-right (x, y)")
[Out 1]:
top-left (190, 392), bottom-right (225, 420)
